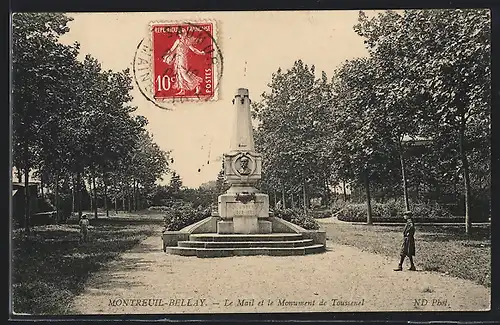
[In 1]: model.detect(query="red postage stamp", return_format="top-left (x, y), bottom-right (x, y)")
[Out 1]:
top-left (151, 22), bottom-right (217, 101)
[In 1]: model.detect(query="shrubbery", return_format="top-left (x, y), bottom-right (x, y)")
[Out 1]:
top-left (272, 208), bottom-right (320, 230)
top-left (337, 199), bottom-right (463, 223)
top-left (331, 198), bottom-right (349, 215)
top-left (148, 206), bottom-right (171, 212)
top-left (161, 200), bottom-right (322, 231)
top-left (163, 204), bottom-right (211, 231)
top-left (149, 199), bottom-right (189, 212)
top-left (308, 209), bottom-right (332, 219)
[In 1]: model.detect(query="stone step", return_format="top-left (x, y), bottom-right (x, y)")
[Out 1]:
top-left (189, 233), bottom-right (303, 242)
top-left (166, 246), bottom-right (197, 256)
top-left (165, 244), bottom-right (325, 258)
top-left (178, 239), bottom-right (314, 249)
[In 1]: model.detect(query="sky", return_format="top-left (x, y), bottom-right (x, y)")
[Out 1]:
top-left (58, 11), bottom-right (370, 188)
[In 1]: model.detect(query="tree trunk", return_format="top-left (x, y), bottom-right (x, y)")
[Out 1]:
top-left (459, 121), bottom-right (472, 235)
top-left (291, 192), bottom-right (295, 209)
top-left (130, 181), bottom-right (134, 211)
top-left (104, 182), bottom-right (109, 217)
top-left (132, 180), bottom-right (137, 211)
top-left (273, 189), bottom-right (277, 208)
top-left (134, 182), bottom-right (138, 211)
top-left (364, 170), bottom-right (373, 225)
top-left (76, 171), bottom-right (83, 219)
top-left (55, 174), bottom-right (59, 223)
top-left (136, 186), bottom-right (139, 211)
top-left (453, 181), bottom-right (458, 203)
top-left (71, 175), bottom-right (76, 214)
top-left (17, 168), bottom-right (22, 183)
top-left (40, 177), bottom-right (44, 199)
top-left (281, 184), bottom-right (286, 209)
top-left (136, 182), bottom-right (140, 211)
top-left (24, 163), bottom-right (31, 235)
top-left (127, 185), bottom-right (131, 212)
top-left (398, 138), bottom-right (410, 212)
top-left (122, 188), bottom-right (126, 212)
top-left (302, 179), bottom-right (307, 215)
top-left (324, 178), bottom-right (330, 208)
top-left (343, 180), bottom-right (347, 202)
top-left (113, 179), bottom-right (118, 214)
top-left (89, 176), bottom-right (93, 212)
top-left (92, 169), bottom-right (98, 219)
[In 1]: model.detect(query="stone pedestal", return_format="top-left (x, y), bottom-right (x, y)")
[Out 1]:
top-left (217, 192), bottom-right (271, 234)
top-left (215, 88), bottom-right (273, 235)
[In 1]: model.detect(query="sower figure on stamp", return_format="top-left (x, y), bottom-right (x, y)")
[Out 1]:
top-left (162, 27), bottom-right (206, 95)
top-left (79, 214), bottom-right (90, 243)
top-left (394, 211), bottom-right (416, 271)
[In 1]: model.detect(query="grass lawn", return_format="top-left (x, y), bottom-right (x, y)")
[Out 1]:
top-left (321, 221), bottom-right (491, 287)
top-left (11, 214), bottom-right (162, 315)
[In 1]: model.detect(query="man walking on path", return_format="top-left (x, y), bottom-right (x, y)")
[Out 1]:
top-left (79, 214), bottom-right (90, 243)
top-left (394, 211), bottom-right (416, 271)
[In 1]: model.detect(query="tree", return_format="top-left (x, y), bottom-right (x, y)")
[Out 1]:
top-left (12, 13), bottom-right (171, 226)
top-left (168, 172), bottom-right (183, 199)
top-left (131, 131), bottom-right (170, 210)
top-left (215, 160), bottom-right (230, 196)
top-left (254, 61), bottom-right (335, 213)
top-left (354, 9), bottom-right (491, 233)
top-left (113, 129), bottom-right (169, 212)
top-left (353, 11), bottom-right (426, 212)
top-left (91, 69), bottom-right (149, 216)
top-left (331, 57), bottom-right (402, 224)
top-left (12, 13), bottom-right (77, 234)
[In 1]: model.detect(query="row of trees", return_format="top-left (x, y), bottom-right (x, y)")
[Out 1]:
top-left (146, 169), bottom-right (229, 210)
top-left (253, 9), bottom-right (490, 234)
top-left (12, 13), bottom-right (170, 234)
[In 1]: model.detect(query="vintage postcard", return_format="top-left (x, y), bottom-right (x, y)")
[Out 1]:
top-left (10, 9), bottom-right (491, 317)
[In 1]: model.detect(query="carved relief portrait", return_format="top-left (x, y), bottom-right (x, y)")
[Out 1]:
top-left (236, 155), bottom-right (252, 175)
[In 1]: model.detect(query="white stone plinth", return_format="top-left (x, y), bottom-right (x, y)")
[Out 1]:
top-left (233, 215), bottom-right (259, 234)
top-left (218, 192), bottom-right (269, 219)
top-left (217, 221), bottom-right (234, 234)
top-left (217, 191), bottom-right (271, 234)
top-left (258, 220), bottom-right (272, 233)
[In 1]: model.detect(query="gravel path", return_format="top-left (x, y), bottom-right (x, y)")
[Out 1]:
top-left (70, 230), bottom-right (490, 314)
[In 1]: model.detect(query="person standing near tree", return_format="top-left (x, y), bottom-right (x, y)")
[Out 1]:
top-left (394, 211), bottom-right (416, 271)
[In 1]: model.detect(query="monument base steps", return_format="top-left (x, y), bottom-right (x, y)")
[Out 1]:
top-left (216, 220), bottom-right (272, 234)
top-left (164, 232), bottom-right (326, 258)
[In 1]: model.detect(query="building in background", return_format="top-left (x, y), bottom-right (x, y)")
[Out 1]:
top-left (11, 182), bottom-right (39, 227)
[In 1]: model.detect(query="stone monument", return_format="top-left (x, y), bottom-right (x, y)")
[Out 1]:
top-left (161, 87), bottom-right (326, 257)
top-left (217, 88), bottom-right (272, 234)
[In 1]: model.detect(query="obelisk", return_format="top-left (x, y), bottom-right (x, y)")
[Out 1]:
top-left (217, 88), bottom-right (272, 234)
top-left (230, 88), bottom-right (255, 152)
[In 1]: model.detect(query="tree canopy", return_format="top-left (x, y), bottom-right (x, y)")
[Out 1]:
top-left (12, 13), bottom-right (170, 232)
top-left (253, 9), bottom-right (490, 232)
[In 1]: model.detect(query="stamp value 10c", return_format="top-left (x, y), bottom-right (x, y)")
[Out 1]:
top-left (151, 22), bottom-right (216, 101)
